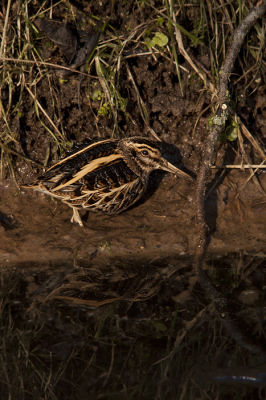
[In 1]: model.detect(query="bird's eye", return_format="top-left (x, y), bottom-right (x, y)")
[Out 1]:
top-left (141, 150), bottom-right (148, 156)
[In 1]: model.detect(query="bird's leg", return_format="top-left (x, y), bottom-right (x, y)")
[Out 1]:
top-left (70, 207), bottom-right (83, 227)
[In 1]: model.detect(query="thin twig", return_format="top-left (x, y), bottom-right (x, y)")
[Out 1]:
top-left (235, 159), bottom-right (266, 199)
top-left (25, 85), bottom-right (64, 140)
top-left (0, 142), bottom-right (45, 169)
top-left (0, 0), bottom-right (12, 58)
top-left (211, 164), bottom-right (266, 168)
top-left (186, 48), bottom-right (214, 83)
top-left (125, 63), bottom-right (161, 141)
top-left (0, 57), bottom-right (102, 80)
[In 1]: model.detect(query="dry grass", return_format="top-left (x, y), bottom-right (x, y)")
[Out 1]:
top-left (0, 0), bottom-right (264, 174)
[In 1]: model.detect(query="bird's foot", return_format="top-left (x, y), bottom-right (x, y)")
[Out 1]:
top-left (71, 208), bottom-right (84, 227)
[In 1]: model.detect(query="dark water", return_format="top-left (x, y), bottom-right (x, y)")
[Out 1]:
top-left (0, 253), bottom-right (266, 399)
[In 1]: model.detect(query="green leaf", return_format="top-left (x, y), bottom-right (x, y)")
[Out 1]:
top-left (226, 125), bottom-right (238, 141)
top-left (145, 32), bottom-right (168, 48)
top-left (145, 37), bottom-right (156, 48)
top-left (218, 120), bottom-right (239, 142)
top-left (154, 32), bottom-right (168, 47)
top-left (156, 17), bottom-right (164, 26)
top-left (98, 103), bottom-right (110, 116)
top-left (91, 90), bottom-right (104, 101)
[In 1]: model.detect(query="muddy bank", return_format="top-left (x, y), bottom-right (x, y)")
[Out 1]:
top-left (1, 163), bottom-right (266, 267)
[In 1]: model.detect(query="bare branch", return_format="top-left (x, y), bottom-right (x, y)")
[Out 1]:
top-left (194, 1), bottom-right (266, 356)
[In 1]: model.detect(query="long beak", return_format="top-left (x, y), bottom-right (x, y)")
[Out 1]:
top-left (159, 159), bottom-right (195, 182)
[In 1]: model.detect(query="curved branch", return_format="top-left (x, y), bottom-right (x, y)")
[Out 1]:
top-left (194, 1), bottom-right (266, 355)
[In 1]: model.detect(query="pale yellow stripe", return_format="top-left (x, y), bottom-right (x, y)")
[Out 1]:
top-left (133, 143), bottom-right (155, 150)
top-left (34, 183), bottom-right (71, 200)
top-left (47, 139), bottom-right (117, 170)
top-left (48, 173), bottom-right (65, 182)
top-left (52, 153), bottom-right (122, 191)
top-left (67, 181), bottom-right (133, 201)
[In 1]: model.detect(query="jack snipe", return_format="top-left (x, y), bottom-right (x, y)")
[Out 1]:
top-left (22, 137), bottom-right (193, 226)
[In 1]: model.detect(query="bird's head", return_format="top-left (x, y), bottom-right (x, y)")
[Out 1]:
top-left (120, 137), bottom-right (194, 181)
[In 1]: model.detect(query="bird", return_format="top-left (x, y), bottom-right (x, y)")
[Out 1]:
top-left (22, 137), bottom-right (193, 227)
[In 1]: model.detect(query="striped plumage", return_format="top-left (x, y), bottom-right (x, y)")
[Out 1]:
top-left (22, 137), bottom-right (193, 226)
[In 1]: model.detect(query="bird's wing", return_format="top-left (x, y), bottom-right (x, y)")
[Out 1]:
top-left (66, 158), bottom-right (145, 214)
top-left (23, 139), bottom-right (119, 191)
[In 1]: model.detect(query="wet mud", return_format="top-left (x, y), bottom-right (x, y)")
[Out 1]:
top-left (1, 165), bottom-right (266, 266)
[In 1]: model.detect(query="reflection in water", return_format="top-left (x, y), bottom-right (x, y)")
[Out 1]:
top-left (0, 253), bottom-right (266, 399)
